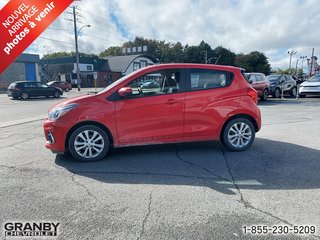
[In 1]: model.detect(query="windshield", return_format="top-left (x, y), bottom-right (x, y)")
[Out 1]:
top-left (98, 71), bottom-right (138, 94)
top-left (307, 75), bottom-right (320, 82)
top-left (267, 75), bottom-right (280, 82)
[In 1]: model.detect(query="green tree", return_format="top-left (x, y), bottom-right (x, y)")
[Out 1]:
top-left (213, 46), bottom-right (236, 66)
top-left (99, 46), bottom-right (122, 57)
top-left (235, 51), bottom-right (271, 75)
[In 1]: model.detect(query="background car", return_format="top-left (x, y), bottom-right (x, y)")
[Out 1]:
top-left (299, 74), bottom-right (320, 97)
top-left (44, 64), bottom-right (261, 162)
top-left (267, 74), bottom-right (297, 98)
top-left (47, 81), bottom-right (72, 92)
top-left (140, 80), bottom-right (161, 89)
top-left (7, 81), bottom-right (63, 100)
top-left (245, 72), bottom-right (270, 101)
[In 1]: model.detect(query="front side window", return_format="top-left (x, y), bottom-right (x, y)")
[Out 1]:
top-left (189, 69), bottom-right (233, 91)
top-left (256, 74), bottom-right (263, 82)
top-left (248, 74), bottom-right (257, 83)
top-left (123, 69), bottom-right (181, 98)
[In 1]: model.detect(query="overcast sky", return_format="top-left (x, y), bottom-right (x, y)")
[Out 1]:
top-left (1, 0), bottom-right (319, 71)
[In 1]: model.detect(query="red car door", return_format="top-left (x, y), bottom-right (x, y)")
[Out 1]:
top-left (115, 69), bottom-right (185, 144)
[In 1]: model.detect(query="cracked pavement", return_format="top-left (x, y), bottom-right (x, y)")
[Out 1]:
top-left (0, 94), bottom-right (320, 239)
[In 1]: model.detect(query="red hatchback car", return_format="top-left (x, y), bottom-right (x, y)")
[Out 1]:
top-left (44, 64), bottom-right (261, 161)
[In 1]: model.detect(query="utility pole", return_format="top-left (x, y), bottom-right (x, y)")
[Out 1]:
top-left (310, 48), bottom-right (314, 76)
top-left (288, 50), bottom-right (297, 75)
top-left (73, 6), bottom-right (81, 91)
top-left (204, 50), bottom-right (208, 64)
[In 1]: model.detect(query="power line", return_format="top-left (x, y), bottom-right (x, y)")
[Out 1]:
top-left (38, 37), bottom-right (74, 46)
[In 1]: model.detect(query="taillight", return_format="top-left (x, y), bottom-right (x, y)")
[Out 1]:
top-left (247, 87), bottom-right (258, 104)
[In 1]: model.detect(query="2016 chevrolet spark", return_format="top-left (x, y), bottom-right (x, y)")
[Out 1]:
top-left (43, 64), bottom-right (261, 162)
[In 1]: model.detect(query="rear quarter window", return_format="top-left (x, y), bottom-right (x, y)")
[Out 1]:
top-left (189, 69), bottom-right (233, 91)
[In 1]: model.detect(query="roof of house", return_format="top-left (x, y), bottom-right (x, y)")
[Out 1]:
top-left (105, 54), bottom-right (157, 73)
top-left (16, 53), bottom-right (40, 63)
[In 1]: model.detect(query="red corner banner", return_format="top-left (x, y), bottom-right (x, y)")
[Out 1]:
top-left (0, 0), bottom-right (74, 73)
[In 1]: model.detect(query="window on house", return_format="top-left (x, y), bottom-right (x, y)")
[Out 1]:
top-left (133, 62), bottom-right (140, 71)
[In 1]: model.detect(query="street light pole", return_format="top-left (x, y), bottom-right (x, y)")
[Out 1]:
top-left (73, 6), bottom-right (90, 91)
top-left (73, 6), bottom-right (80, 91)
top-left (294, 58), bottom-right (299, 76)
top-left (300, 56), bottom-right (307, 77)
top-left (288, 50), bottom-right (297, 74)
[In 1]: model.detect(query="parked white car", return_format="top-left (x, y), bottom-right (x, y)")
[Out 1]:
top-left (299, 74), bottom-right (320, 97)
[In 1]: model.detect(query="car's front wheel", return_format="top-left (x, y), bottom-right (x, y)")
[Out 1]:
top-left (69, 125), bottom-right (110, 161)
top-left (222, 118), bottom-right (255, 151)
top-left (274, 88), bottom-right (281, 98)
top-left (65, 88), bottom-right (70, 92)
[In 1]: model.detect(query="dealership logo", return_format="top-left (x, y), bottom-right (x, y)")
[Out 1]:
top-left (3, 222), bottom-right (60, 237)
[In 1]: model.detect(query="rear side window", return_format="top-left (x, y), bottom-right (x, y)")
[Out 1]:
top-left (188, 69), bottom-right (233, 91)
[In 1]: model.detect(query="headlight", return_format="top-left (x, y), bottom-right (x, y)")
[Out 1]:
top-left (48, 103), bottom-right (78, 121)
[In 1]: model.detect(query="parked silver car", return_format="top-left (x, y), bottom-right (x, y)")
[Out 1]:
top-left (299, 74), bottom-right (320, 97)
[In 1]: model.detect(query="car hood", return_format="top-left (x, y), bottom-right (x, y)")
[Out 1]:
top-left (48, 94), bottom-right (96, 112)
top-left (300, 81), bottom-right (320, 87)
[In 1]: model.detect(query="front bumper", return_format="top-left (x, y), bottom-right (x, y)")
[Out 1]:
top-left (299, 86), bottom-right (320, 95)
top-left (43, 119), bottom-right (69, 153)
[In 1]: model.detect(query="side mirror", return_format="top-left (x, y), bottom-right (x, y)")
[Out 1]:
top-left (118, 87), bottom-right (133, 97)
top-left (248, 80), bottom-right (253, 84)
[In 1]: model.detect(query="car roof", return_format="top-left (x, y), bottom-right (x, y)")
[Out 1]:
top-left (143, 63), bottom-right (243, 72)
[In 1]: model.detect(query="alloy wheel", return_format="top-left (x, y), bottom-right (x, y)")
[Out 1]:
top-left (227, 122), bottom-right (252, 148)
top-left (74, 130), bottom-right (105, 159)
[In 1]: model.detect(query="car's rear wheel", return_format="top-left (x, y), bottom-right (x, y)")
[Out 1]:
top-left (65, 88), bottom-right (70, 92)
top-left (54, 91), bottom-right (61, 98)
top-left (69, 125), bottom-right (110, 161)
top-left (261, 89), bottom-right (268, 101)
top-left (290, 87), bottom-right (297, 97)
top-left (274, 88), bottom-right (281, 98)
top-left (222, 118), bottom-right (255, 151)
top-left (21, 92), bottom-right (29, 100)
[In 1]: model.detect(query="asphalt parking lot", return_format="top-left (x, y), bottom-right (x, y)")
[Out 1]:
top-left (0, 92), bottom-right (320, 240)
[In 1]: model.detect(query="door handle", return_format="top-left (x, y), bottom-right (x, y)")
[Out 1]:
top-left (166, 99), bottom-right (179, 105)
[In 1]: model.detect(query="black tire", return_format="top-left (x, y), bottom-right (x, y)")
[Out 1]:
top-left (290, 87), bottom-right (297, 97)
top-left (261, 89), bottom-right (268, 101)
top-left (274, 88), bottom-right (281, 98)
top-left (65, 88), bottom-right (70, 92)
top-left (21, 92), bottom-right (29, 100)
top-left (69, 125), bottom-right (110, 162)
top-left (54, 91), bottom-right (61, 98)
top-left (12, 96), bottom-right (19, 100)
top-left (222, 118), bottom-right (255, 151)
